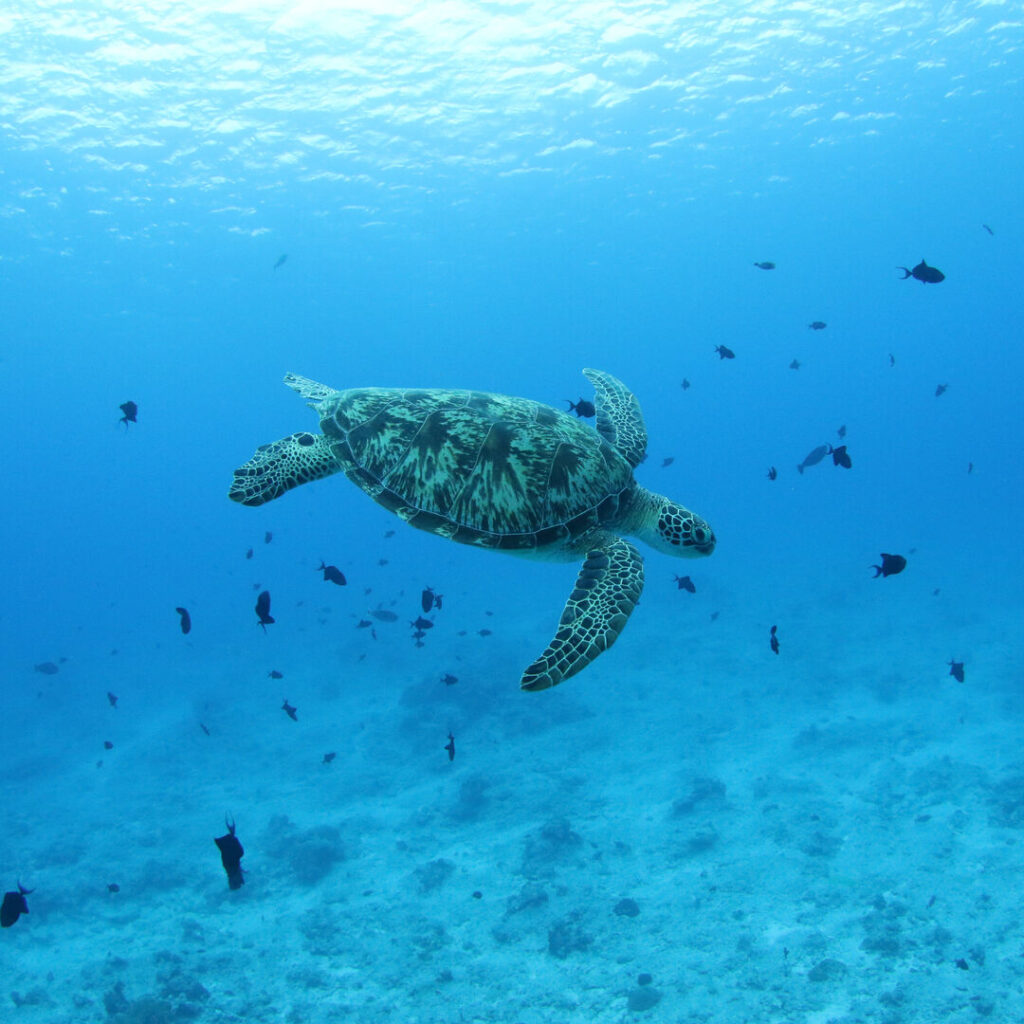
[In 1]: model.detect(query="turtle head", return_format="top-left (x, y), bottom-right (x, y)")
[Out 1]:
top-left (633, 491), bottom-right (715, 557)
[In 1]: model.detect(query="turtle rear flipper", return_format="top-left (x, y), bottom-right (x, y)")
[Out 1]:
top-left (229, 432), bottom-right (339, 507)
top-left (520, 537), bottom-right (644, 691)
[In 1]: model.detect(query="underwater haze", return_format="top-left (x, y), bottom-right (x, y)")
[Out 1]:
top-left (2, 1), bottom-right (1023, 1021)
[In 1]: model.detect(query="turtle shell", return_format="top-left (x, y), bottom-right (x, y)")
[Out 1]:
top-left (319, 387), bottom-right (635, 553)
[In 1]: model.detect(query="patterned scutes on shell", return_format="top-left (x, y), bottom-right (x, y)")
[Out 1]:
top-left (319, 386), bottom-right (635, 551)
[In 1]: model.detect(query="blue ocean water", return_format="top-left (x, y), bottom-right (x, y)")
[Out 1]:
top-left (1, 2), bottom-right (1022, 1021)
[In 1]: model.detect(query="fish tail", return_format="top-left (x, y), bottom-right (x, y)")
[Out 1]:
top-left (796, 465), bottom-right (803, 474)
top-left (896, 267), bottom-right (911, 279)
top-left (871, 565), bottom-right (881, 577)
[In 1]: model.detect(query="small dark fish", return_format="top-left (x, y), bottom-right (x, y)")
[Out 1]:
top-left (1, 884), bottom-right (33, 928)
top-left (797, 444), bottom-right (831, 474)
top-left (982, 224), bottom-right (993, 236)
top-left (889, 353), bottom-right (896, 367)
top-left (441, 673), bottom-right (458, 686)
top-left (370, 608), bottom-right (398, 622)
top-left (356, 619), bottom-right (373, 629)
top-left (955, 958), bottom-right (970, 971)
top-left (264, 531), bottom-right (273, 544)
top-left (411, 616), bottom-right (434, 630)
top-left (255, 590), bottom-right (274, 630)
top-left (710, 611), bottom-right (719, 622)
top-left (769, 624), bottom-right (780, 655)
top-left (318, 561), bottom-right (347, 586)
top-left (478, 628), bottom-right (492, 637)
top-left (273, 254), bottom-right (288, 270)
top-left (753, 261), bottom-right (775, 270)
top-left (176, 606), bottom-right (192, 634)
top-left (871, 553), bottom-right (907, 578)
top-left (935, 383), bottom-right (948, 397)
top-left (421, 587), bottom-right (443, 613)
top-left (837, 424), bottom-right (846, 439)
top-left (897, 259), bottom-right (944, 284)
top-left (199, 722), bottom-right (210, 736)
top-left (323, 751), bottom-right (336, 764)
top-left (948, 659), bottom-right (965, 683)
top-left (282, 699), bottom-right (297, 721)
top-left (246, 547), bottom-right (254, 560)
top-left (789, 359), bottom-right (800, 370)
top-left (766, 466), bottom-right (777, 481)
top-left (107, 691), bottom-right (118, 708)
top-left (660, 457), bottom-right (675, 468)
top-left (566, 397), bottom-right (596, 418)
top-left (681, 378), bottom-right (690, 390)
top-left (107, 883), bottom-right (120, 893)
top-left (808, 321), bottom-right (827, 330)
top-left (215, 817), bottom-right (244, 890)
top-left (119, 401), bottom-right (138, 426)
top-left (383, 529), bottom-right (395, 538)
top-left (268, 670), bottom-right (283, 679)
top-left (34, 661), bottom-right (59, 675)
top-left (377, 558), bottom-right (389, 566)
top-left (831, 445), bottom-right (852, 469)
top-left (673, 574), bottom-right (696, 594)
top-left (412, 629), bottom-right (427, 641)
top-left (967, 462), bottom-right (973, 474)
top-left (444, 732), bottom-right (455, 761)
top-left (715, 344), bottom-right (735, 360)
top-left (103, 740), bottom-right (113, 750)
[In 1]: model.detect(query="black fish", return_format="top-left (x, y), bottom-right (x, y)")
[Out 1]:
top-left (246, 547), bottom-right (254, 560)
top-left (214, 818), bottom-right (244, 890)
top-left (318, 561), bottom-right (347, 586)
top-left (797, 444), bottom-right (831, 474)
top-left (268, 670), bottom-right (283, 679)
top-left (441, 673), bottom-right (458, 686)
top-left (119, 401), bottom-right (138, 426)
top-left (478, 628), bottom-right (492, 637)
top-left (411, 616), bottom-right (434, 630)
top-left (837, 425), bottom-right (846, 439)
top-left (889, 353), bottom-right (896, 367)
top-left (681, 378), bottom-right (690, 390)
top-left (1, 883), bottom-right (32, 928)
top-left (766, 466), bottom-right (777, 481)
top-left (370, 608), bottom-right (398, 622)
top-left (753, 261), bottom-right (775, 270)
top-left (831, 445), bottom-right (852, 469)
top-left (566, 397), bottom-right (596, 418)
top-left (715, 345), bottom-right (735, 360)
top-left (808, 321), bottom-right (827, 330)
top-left (898, 259), bottom-right (945, 284)
top-left (175, 606), bottom-right (192, 634)
top-left (967, 462), bottom-right (973, 474)
top-left (444, 732), bottom-right (455, 761)
top-left (982, 224), bottom-right (993, 236)
top-left (356, 619), bottom-right (372, 629)
top-left (935, 383), bottom-right (948, 397)
top-left (107, 691), bottom-right (118, 708)
top-left (789, 359), bottom-right (800, 370)
top-left (273, 254), bottom-right (288, 270)
top-left (948, 659), bottom-right (965, 683)
top-left (282, 699), bottom-right (297, 721)
top-left (673, 574), bottom-right (696, 594)
top-left (104, 740), bottom-right (114, 750)
top-left (871, 553), bottom-right (907, 578)
top-left (107, 883), bottom-right (120, 893)
top-left (323, 751), bottom-right (336, 764)
top-left (384, 529), bottom-right (395, 538)
top-left (34, 661), bottom-right (59, 675)
top-left (769, 624), bottom-right (780, 655)
top-left (421, 587), bottom-right (443, 613)
top-left (255, 590), bottom-right (274, 630)
top-left (264, 531), bottom-right (273, 544)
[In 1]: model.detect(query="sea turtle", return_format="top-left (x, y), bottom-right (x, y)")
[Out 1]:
top-left (228, 369), bottom-right (716, 691)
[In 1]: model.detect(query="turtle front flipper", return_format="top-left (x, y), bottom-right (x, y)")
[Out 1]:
top-left (582, 368), bottom-right (648, 468)
top-left (520, 537), bottom-right (644, 692)
top-left (229, 432), bottom-right (339, 507)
